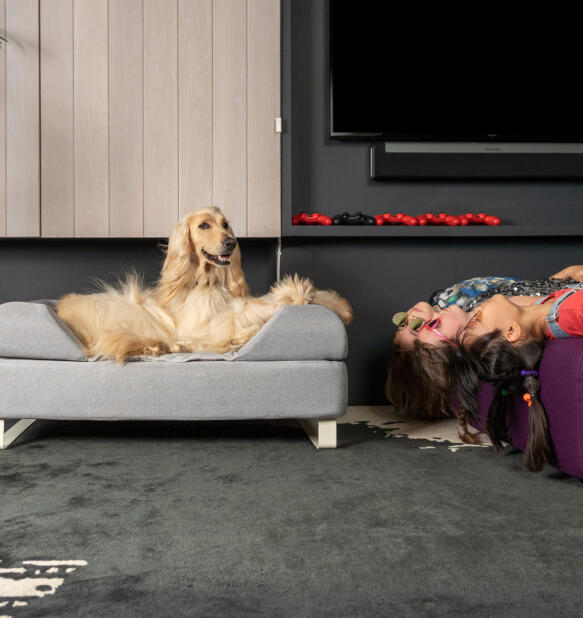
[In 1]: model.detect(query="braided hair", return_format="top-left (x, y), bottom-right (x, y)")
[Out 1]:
top-left (450, 331), bottom-right (552, 472)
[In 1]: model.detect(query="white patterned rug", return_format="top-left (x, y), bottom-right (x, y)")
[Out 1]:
top-left (0, 561), bottom-right (86, 617)
top-left (338, 405), bottom-right (492, 453)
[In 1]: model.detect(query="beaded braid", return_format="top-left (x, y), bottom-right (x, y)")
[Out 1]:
top-left (450, 331), bottom-right (552, 472)
top-left (521, 372), bottom-right (552, 472)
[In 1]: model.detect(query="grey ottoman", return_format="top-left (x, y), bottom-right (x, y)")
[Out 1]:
top-left (0, 301), bottom-right (348, 449)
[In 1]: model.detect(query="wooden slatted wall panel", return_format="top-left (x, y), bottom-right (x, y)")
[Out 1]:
top-left (5, 0), bottom-right (39, 237)
top-left (0, 0), bottom-right (5, 237)
top-left (40, 0), bottom-right (74, 237)
top-left (213, 0), bottom-right (246, 237)
top-left (73, 0), bottom-right (109, 237)
top-left (109, 0), bottom-right (143, 237)
top-left (9, 0), bottom-right (279, 240)
top-left (178, 0), bottom-right (212, 220)
top-left (247, 0), bottom-right (280, 237)
top-left (143, 0), bottom-right (178, 238)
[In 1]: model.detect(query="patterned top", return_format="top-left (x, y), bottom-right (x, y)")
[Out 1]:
top-left (430, 276), bottom-right (582, 312)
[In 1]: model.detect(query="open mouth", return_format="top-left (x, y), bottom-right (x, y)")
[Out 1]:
top-left (201, 248), bottom-right (232, 266)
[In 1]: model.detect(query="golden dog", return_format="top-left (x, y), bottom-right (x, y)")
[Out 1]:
top-left (57, 206), bottom-right (353, 361)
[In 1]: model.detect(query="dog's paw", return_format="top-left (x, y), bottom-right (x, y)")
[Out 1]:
top-left (312, 290), bottom-right (353, 325)
top-left (270, 274), bottom-right (316, 305)
top-left (142, 345), bottom-right (166, 356)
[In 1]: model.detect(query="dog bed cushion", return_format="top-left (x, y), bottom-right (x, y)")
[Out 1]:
top-left (0, 302), bottom-right (348, 363)
top-left (0, 301), bottom-right (86, 361)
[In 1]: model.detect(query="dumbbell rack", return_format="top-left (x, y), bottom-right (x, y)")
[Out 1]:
top-left (285, 212), bottom-right (583, 237)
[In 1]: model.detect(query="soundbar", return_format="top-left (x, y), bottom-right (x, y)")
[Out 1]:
top-left (370, 143), bottom-right (583, 179)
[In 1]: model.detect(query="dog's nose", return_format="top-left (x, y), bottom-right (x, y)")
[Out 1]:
top-left (223, 237), bottom-right (237, 252)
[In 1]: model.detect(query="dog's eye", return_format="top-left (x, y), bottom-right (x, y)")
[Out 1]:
top-left (199, 222), bottom-right (210, 229)
top-left (222, 222), bottom-right (229, 229)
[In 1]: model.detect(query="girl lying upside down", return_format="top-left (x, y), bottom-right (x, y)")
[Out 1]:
top-left (454, 282), bottom-right (583, 472)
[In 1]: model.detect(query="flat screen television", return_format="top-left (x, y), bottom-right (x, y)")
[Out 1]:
top-left (329, 2), bottom-right (583, 144)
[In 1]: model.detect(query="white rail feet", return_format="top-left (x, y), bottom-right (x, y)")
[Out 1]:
top-left (298, 418), bottom-right (337, 449)
top-left (0, 419), bottom-right (37, 449)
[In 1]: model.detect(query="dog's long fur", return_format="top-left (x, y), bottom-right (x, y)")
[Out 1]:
top-left (57, 207), bottom-right (353, 362)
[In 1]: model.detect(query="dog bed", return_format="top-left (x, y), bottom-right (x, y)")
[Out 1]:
top-left (0, 300), bottom-right (348, 449)
top-left (474, 338), bottom-right (583, 478)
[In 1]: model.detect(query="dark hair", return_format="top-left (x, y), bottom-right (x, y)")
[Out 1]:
top-left (451, 331), bottom-right (553, 472)
top-left (385, 341), bottom-right (456, 420)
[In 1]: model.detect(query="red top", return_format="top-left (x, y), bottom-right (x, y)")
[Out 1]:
top-left (540, 289), bottom-right (583, 338)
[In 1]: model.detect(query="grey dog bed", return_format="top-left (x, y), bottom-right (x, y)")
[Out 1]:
top-left (0, 301), bottom-right (348, 446)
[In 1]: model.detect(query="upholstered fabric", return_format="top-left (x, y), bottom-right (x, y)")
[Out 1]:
top-left (0, 302), bottom-right (348, 363)
top-left (237, 305), bottom-right (348, 361)
top-left (475, 338), bottom-right (583, 478)
top-left (0, 358), bottom-right (347, 421)
top-left (0, 301), bottom-right (86, 361)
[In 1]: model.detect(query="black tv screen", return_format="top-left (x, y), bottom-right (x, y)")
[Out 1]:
top-left (330, 2), bottom-right (583, 142)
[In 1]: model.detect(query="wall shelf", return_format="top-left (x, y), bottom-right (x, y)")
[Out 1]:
top-left (283, 225), bottom-right (583, 238)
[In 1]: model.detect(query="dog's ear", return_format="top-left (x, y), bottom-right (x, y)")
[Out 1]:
top-left (158, 215), bottom-right (199, 302)
top-left (226, 243), bottom-right (249, 297)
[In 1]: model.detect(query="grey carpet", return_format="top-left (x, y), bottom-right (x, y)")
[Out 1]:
top-left (1, 414), bottom-right (583, 617)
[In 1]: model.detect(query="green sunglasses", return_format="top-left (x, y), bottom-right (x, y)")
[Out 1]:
top-left (392, 312), bottom-right (424, 331)
top-left (392, 312), bottom-right (457, 346)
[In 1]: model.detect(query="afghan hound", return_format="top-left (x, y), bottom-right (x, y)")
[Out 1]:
top-left (57, 206), bottom-right (353, 362)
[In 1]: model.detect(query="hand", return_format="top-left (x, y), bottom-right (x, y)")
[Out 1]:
top-left (551, 265), bottom-right (583, 282)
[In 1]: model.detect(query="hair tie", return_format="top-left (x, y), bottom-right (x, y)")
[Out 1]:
top-left (522, 393), bottom-right (533, 407)
top-left (520, 370), bottom-right (538, 378)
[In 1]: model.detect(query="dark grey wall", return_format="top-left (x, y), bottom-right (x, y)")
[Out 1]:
top-left (280, 0), bottom-right (583, 404)
top-left (0, 239), bottom-right (277, 303)
top-left (285, 0), bottom-right (583, 224)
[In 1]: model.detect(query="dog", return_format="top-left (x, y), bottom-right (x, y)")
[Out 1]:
top-left (57, 206), bottom-right (353, 362)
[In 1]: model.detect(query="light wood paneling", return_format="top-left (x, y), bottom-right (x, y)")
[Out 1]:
top-left (40, 0), bottom-right (74, 237)
top-left (178, 0), bottom-right (212, 220)
top-left (247, 0), bottom-right (280, 237)
top-left (109, 0), bottom-right (143, 237)
top-left (0, 0), bottom-right (6, 236)
top-left (144, 0), bottom-right (178, 238)
top-left (2, 0), bottom-right (281, 240)
top-left (74, 0), bottom-right (108, 237)
top-left (213, 0), bottom-right (246, 236)
top-left (5, 0), bottom-right (39, 237)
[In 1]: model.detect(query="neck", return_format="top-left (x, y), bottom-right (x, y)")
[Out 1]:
top-left (518, 301), bottom-right (552, 340)
top-left (155, 263), bottom-right (228, 306)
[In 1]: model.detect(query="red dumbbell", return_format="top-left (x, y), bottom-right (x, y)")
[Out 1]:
top-left (374, 214), bottom-right (385, 226)
top-left (300, 212), bottom-right (320, 225)
top-left (317, 214), bottom-right (333, 225)
top-left (458, 215), bottom-right (469, 226)
top-left (426, 213), bottom-right (445, 225)
top-left (445, 215), bottom-right (460, 226)
top-left (417, 215), bottom-right (427, 226)
top-left (292, 214), bottom-right (302, 225)
top-left (388, 213), bottom-right (404, 225)
top-left (402, 215), bottom-right (418, 226)
top-left (484, 215), bottom-right (501, 226)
